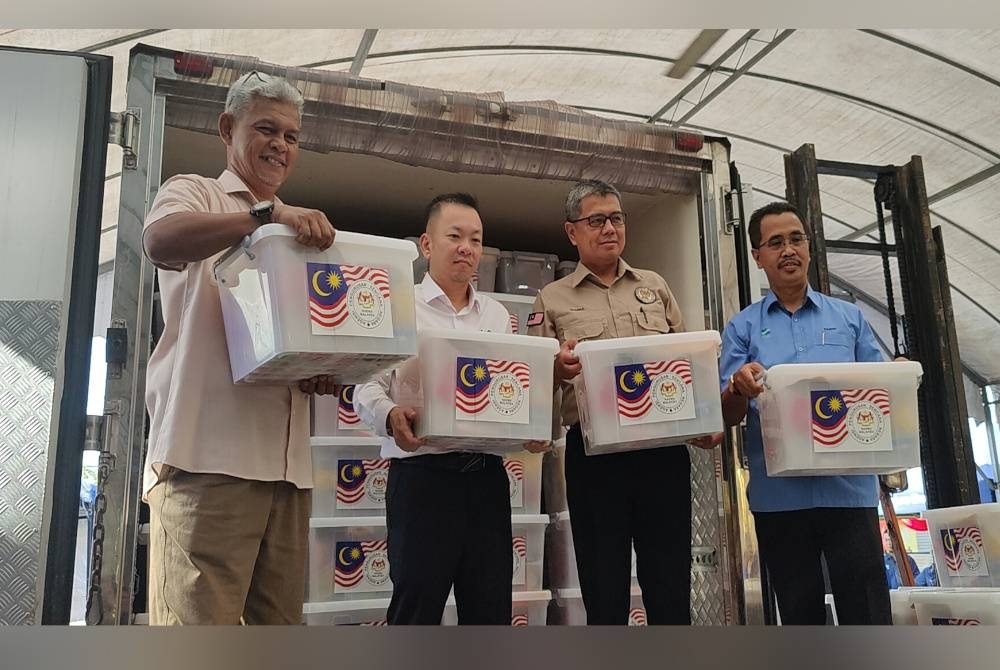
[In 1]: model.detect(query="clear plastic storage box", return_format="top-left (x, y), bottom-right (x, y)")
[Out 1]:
top-left (890, 587), bottom-right (919, 625)
top-left (307, 516), bottom-right (391, 603)
top-left (923, 503), bottom-right (1000, 588)
top-left (910, 588), bottom-right (1000, 625)
top-left (311, 385), bottom-right (373, 437)
top-left (474, 246), bottom-right (500, 292)
top-left (506, 452), bottom-right (543, 514)
top-left (556, 260), bottom-right (577, 280)
top-left (214, 226), bottom-right (419, 385)
top-left (512, 514), bottom-right (549, 592)
top-left (481, 292), bottom-right (535, 334)
top-left (310, 437), bottom-right (386, 518)
top-left (573, 331), bottom-right (724, 454)
top-left (303, 597), bottom-right (392, 626)
top-left (757, 361), bottom-right (923, 476)
top-left (551, 585), bottom-right (645, 625)
top-left (405, 236), bottom-right (427, 284)
top-left (546, 511), bottom-right (637, 591)
top-left (496, 251), bottom-right (557, 295)
top-left (401, 328), bottom-right (558, 452)
top-left (440, 590), bottom-right (551, 626)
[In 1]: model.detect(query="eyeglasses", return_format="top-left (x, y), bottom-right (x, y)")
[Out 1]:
top-left (569, 212), bottom-right (627, 228)
top-left (758, 233), bottom-right (809, 251)
top-left (240, 70), bottom-right (269, 87)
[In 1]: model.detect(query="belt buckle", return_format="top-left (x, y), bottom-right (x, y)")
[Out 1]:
top-left (460, 453), bottom-right (485, 472)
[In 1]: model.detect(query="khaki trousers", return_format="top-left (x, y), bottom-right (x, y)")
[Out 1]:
top-left (147, 465), bottom-right (311, 625)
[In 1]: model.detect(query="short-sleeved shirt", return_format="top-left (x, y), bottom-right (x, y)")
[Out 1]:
top-left (718, 288), bottom-right (885, 513)
top-left (353, 273), bottom-right (514, 460)
top-left (141, 169), bottom-right (312, 499)
top-left (527, 259), bottom-right (684, 428)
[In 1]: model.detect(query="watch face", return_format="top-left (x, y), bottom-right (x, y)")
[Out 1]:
top-left (252, 200), bottom-right (274, 215)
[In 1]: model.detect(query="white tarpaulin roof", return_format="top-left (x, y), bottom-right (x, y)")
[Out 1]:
top-left (3, 28), bottom-right (998, 388)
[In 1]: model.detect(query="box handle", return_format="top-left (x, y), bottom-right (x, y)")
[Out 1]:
top-left (212, 235), bottom-right (255, 286)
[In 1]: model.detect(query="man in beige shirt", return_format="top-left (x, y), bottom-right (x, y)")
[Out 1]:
top-left (141, 71), bottom-right (335, 625)
top-left (528, 179), bottom-right (708, 625)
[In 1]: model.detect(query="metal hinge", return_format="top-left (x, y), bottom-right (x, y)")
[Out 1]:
top-left (109, 107), bottom-right (140, 170)
top-left (722, 187), bottom-right (740, 236)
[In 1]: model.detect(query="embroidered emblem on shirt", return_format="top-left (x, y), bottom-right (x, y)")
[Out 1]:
top-left (526, 312), bottom-right (545, 327)
top-left (761, 328), bottom-right (771, 337)
top-left (634, 287), bottom-right (657, 304)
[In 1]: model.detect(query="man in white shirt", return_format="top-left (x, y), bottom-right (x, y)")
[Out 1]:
top-left (141, 71), bottom-right (336, 624)
top-left (355, 193), bottom-right (539, 625)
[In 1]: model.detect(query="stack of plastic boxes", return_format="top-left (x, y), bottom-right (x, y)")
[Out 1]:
top-left (901, 502), bottom-right (1000, 625)
top-left (304, 382), bottom-right (551, 625)
top-left (481, 292), bottom-right (535, 334)
top-left (496, 251), bottom-right (558, 296)
top-left (543, 438), bottom-right (643, 625)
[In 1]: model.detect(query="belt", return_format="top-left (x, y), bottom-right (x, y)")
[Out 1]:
top-left (394, 452), bottom-right (501, 472)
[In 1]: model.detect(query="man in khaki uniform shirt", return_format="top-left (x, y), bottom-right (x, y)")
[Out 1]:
top-left (141, 71), bottom-right (336, 624)
top-left (528, 179), bottom-right (704, 625)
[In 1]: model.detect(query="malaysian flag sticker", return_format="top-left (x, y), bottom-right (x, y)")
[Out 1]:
top-left (940, 525), bottom-right (990, 577)
top-left (307, 262), bottom-right (394, 338)
top-left (334, 540), bottom-right (391, 593)
top-left (337, 385), bottom-right (361, 430)
top-left (811, 389), bottom-right (893, 453)
top-left (615, 359), bottom-right (696, 426)
top-left (504, 458), bottom-right (524, 507)
top-left (455, 357), bottom-right (530, 424)
top-left (336, 458), bottom-right (391, 509)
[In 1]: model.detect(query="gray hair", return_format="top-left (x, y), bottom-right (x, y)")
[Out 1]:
top-left (565, 179), bottom-right (623, 220)
top-left (225, 71), bottom-right (304, 120)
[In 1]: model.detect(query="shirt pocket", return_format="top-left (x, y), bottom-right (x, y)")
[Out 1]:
top-left (558, 315), bottom-right (607, 343)
top-left (634, 309), bottom-right (672, 335)
top-left (815, 327), bottom-right (854, 349)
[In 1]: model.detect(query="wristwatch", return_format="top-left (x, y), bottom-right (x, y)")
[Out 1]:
top-left (250, 200), bottom-right (274, 226)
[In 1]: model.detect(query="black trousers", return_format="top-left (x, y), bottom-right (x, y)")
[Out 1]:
top-left (754, 507), bottom-right (892, 625)
top-left (565, 424), bottom-right (692, 625)
top-left (385, 452), bottom-right (512, 625)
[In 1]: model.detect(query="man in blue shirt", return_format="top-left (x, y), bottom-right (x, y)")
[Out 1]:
top-left (718, 202), bottom-right (892, 625)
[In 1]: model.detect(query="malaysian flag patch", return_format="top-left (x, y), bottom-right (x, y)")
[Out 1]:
top-left (525, 312), bottom-right (544, 327)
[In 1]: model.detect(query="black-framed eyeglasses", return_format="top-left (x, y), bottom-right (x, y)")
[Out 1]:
top-left (758, 232), bottom-right (809, 251)
top-left (569, 211), bottom-right (627, 228)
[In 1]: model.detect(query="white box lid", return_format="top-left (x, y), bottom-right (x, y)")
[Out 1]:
top-left (480, 291), bottom-right (537, 305)
top-left (246, 224), bottom-right (419, 258)
top-left (574, 330), bottom-right (722, 354)
top-left (511, 513), bottom-right (550, 526)
top-left (310, 515), bottom-right (387, 529)
top-left (418, 327), bottom-right (559, 352)
top-left (303, 597), bottom-right (392, 614)
top-left (310, 436), bottom-right (382, 448)
top-left (764, 361), bottom-right (923, 387)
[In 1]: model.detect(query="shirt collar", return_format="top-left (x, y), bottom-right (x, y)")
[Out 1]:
top-left (420, 273), bottom-right (481, 313)
top-left (217, 169), bottom-right (283, 205)
top-left (763, 286), bottom-right (823, 313)
top-left (569, 257), bottom-right (637, 287)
